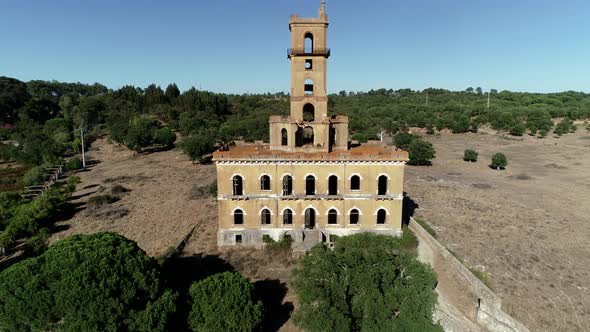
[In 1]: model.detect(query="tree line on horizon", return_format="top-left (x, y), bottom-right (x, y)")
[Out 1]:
top-left (1, 76), bottom-right (588, 169)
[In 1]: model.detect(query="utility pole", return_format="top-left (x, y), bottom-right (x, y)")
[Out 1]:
top-left (487, 91), bottom-right (491, 109)
top-left (80, 128), bottom-right (86, 169)
top-left (425, 92), bottom-right (429, 106)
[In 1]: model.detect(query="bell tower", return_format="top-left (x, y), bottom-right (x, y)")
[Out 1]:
top-left (269, 0), bottom-right (348, 152)
top-left (288, 0), bottom-right (330, 123)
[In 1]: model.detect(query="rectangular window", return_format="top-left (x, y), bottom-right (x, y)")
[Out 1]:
top-left (235, 234), bottom-right (243, 244)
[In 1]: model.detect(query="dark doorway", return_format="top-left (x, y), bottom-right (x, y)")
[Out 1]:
top-left (305, 175), bottom-right (315, 195)
top-left (378, 175), bottom-right (388, 195)
top-left (281, 128), bottom-right (288, 146)
top-left (303, 103), bottom-right (315, 122)
top-left (328, 175), bottom-right (338, 195)
top-left (282, 176), bottom-right (293, 195)
top-left (305, 208), bottom-right (316, 229)
top-left (233, 175), bottom-right (243, 196)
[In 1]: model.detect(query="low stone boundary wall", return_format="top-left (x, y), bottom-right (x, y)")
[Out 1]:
top-left (409, 218), bottom-right (530, 332)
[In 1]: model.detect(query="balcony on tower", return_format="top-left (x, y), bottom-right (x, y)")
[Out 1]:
top-left (287, 48), bottom-right (331, 59)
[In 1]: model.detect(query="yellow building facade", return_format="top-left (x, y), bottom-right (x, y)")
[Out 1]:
top-left (213, 1), bottom-right (408, 250)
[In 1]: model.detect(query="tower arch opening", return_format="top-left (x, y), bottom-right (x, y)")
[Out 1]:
top-left (304, 32), bottom-right (314, 53)
top-left (303, 103), bottom-right (315, 122)
top-left (304, 208), bottom-right (316, 229)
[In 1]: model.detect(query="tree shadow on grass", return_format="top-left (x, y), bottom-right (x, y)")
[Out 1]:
top-left (254, 279), bottom-right (294, 332)
top-left (162, 254), bottom-right (235, 332)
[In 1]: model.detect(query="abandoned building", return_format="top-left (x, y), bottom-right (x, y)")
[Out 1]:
top-left (212, 1), bottom-right (409, 250)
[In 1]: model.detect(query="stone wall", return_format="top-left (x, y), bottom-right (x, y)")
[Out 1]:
top-left (409, 218), bottom-right (530, 332)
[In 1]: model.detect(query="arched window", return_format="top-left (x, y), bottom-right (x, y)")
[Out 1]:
top-left (232, 175), bottom-right (243, 196)
top-left (328, 209), bottom-right (338, 224)
top-left (377, 209), bottom-right (387, 224)
top-left (303, 103), bottom-right (315, 122)
top-left (304, 32), bottom-right (314, 53)
top-left (350, 209), bottom-right (360, 225)
top-left (305, 208), bottom-right (316, 229)
top-left (304, 79), bottom-right (314, 95)
top-left (303, 126), bottom-right (314, 146)
top-left (350, 175), bottom-right (361, 191)
top-left (282, 175), bottom-right (293, 195)
top-left (260, 175), bottom-right (270, 191)
top-left (283, 209), bottom-right (293, 225)
top-left (261, 209), bottom-right (272, 225)
top-left (305, 175), bottom-right (315, 195)
top-left (233, 209), bottom-right (244, 225)
top-left (281, 128), bottom-right (288, 146)
top-left (328, 175), bottom-right (338, 195)
top-left (378, 175), bottom-right (388, 195)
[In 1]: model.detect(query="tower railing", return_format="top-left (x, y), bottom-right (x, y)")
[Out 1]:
top-left (287, 48), bottom-right (331, 58)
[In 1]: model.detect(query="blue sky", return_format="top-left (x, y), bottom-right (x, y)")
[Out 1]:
top-left (1, 0), bottom-right (589, 93)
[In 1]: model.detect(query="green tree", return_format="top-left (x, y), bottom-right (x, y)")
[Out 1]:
top-left (125, 115), bottom-right (159, 152)
top-left (0, 232), bottom-right (176, 331)
top-left (165, 83), bottom-right (181, 102)
top-left (463, 149), bottom-right (478, 162)
top-left (509, 120), bottom-right (526, 136)
top-left (393, 132), bottom-right (419, 151)
top-left (408, 138), bottom-right (436, 165)
top-left (188, 272), bottom-right (263, 332)
top-left (154, 127), bottom-right (176, 147)
top-left (182, 134), bottom-right (214, 163)
top-left (491, 152), bottom-right (507, 170)
top-left (291, 233), bottom-right (441, 332)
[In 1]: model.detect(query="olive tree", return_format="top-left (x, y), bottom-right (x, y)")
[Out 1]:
top-left (291, 233), bottom-right (442, 332)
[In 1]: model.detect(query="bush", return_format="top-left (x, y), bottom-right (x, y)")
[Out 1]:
top-left (554, 118), bottom-right (576, 136)
top-left (491, 152), bottom-right (507, 170)
top-left (469, 267), bottom-right (492, 289)
top-left (111, 184), bottom-right (130, 195)
top-left (408, 138), bottom-right (435, 165)
top-left (64, 156), bottom-right (82, 171)
top-left (21, 166), bottom-right (45, 187)
top-left (463, 149), bottom-right (478, 162)
top-left (263, 232), bottom-right (293, 250)
top-left (87, 194), bottom-right (119, 210)
top-left (0, 232), bottom-right (177, 331)
top-left (188, 272), bottom-right (263, 332)
top-left (291, 233), bottom-right (441, 332)
top-left (63, 175), bottom-right (81, 195)
top-left (399, 226), bottom-right (418, 251)
top-left (154, 127), bottom-right (176, 147)
top-left (509, 121), bottom-right (526, 136)
top-left (23, 228), bottom-right (49, 256)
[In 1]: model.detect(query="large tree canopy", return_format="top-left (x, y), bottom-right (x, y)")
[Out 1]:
top-left (188, 271), bottom-right (263, 332)
top-left (0, 232), bottom-right (176, 332)
top-left (291, 233), bottom-right (442, 332)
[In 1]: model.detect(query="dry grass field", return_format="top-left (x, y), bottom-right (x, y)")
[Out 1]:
top-left (405, 128), bottom-right (590, 332)
top-left (50, 128), bottom-right (590, 332)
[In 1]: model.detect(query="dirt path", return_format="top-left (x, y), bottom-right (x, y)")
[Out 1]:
top-left (405, 130), bottom-right (590, 332)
